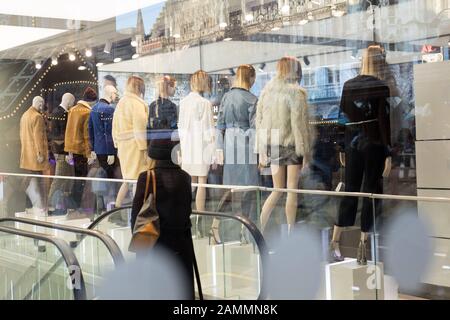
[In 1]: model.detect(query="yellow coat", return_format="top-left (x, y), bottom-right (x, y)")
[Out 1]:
top-left (112, 92), bottom-right (149, 179)
top-left (20, 107), bottom-right (49, 171)
top-left (64, 101), bottom-right (92, 158)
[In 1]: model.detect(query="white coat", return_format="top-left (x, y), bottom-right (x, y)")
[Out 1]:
top-left (112, 92), bottom-right (149, 179)
top-left (178, 92), bottom-right (215, 177)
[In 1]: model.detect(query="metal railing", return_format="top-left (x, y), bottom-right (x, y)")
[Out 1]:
top-left (0, 225), bottom-right (87, 300)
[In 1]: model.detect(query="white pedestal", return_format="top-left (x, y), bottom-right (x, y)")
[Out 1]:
top-left (325, 259), bottom-right (384, 300)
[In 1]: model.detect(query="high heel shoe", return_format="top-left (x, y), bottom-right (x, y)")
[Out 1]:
top-left (208, 227), bottom-right (222, 245)
top-left (357, 240), bottom-right (367, 265)
top-left (329, 241), bottom-right (345, 263)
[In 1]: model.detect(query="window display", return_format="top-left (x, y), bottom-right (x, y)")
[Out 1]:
top-left (1, 0), bottom-right (450, 301)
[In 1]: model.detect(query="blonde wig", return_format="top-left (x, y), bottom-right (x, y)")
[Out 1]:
top-left (190, 70), bottom-right (211, 94)
top-left (126, 75), bottom-right (146, 98)
top-left (234, 64), bottom-right (256, 90)
top-left (277, 56), bottom-right (302, 82)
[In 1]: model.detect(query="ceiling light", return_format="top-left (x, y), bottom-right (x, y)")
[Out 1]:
top-left (69, 52), bottom-right (76, 61)
top-left (331, 6), bottom-right (345, 17)
top-left (78, 66), bottom-right (87, 70)
top-left (258, 63), bottom-right (266, 73)
top-left (35, 61), bottom-right (42, 69)
top-left (113, 57), bottom-right (122, 63)
top-left (104, 40), bottom-right (112, 54)
top-left (271, 26), bottom-right (281, 31)
top-left (223, 37), bottom-right (233, 41)
top-left (51, 57), bottom-right (58, 65)
top-left (131, 39), bottom-right (138, 47)
top-left (303, 56), bottom-right (310, 66)
top-left (96, 62), bottom-right (104, 67)
top-left (85, 49), bottom-right (92, 57)
top-left (132, 53), bottom-right (140, 59)
top-left (245, 13), bottom-right (254, 22)
top-left (173, 33), bottom-right (181, 39)
top-left (219, 22), bottom-right (228, 29)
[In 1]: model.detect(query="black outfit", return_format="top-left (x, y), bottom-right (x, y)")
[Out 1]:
top-left (97, 155), bottom-right (120, 179)
top-left (49, 105), bottom-right (69, 155)
top-left (73, 154), bottom-right (88, 207)
top-left (148, 97), bottom-right (178, 130)
top-left (131, 160), bottom-right (195, 299)
top-left (337, 75), bottom-right (391, 233)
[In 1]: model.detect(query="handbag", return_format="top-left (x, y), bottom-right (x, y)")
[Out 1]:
top-left (128, 170), bottom-right (160, 253)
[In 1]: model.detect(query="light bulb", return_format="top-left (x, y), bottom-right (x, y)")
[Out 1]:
top-left (35, 62), bottom-right (42, 69)
top-left (271, 26), bottom-right (281, 31)
top-left (131, 40), bottom-right (138, 47)
top-left (113, 57), bottom-right (122, 63)
top-left (85, 49), bottom-right (92, 57)
top-left (245, 13), bottom-right (254, 22)
top-left (78, 66), bottom-right (87, 71)
top-left (223, 37), bottom-right (233, 42)
top-left (51, 57), bottom-right (58, 65)
top-left (219, 22), bottom-right (228, 29)
top-left (132, 53), bottom-right (140, 59)
top-left (299, 19), bottom-right (309, 25)
top-left (173, 33), bottom-right (181, 39)
top-left (69, 53), bottom-right (76, 61)
top-left (96, 62), bottom-right (104, 67)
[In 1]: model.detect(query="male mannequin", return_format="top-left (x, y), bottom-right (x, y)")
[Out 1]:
top-left (19, 96), bottom-right (48, 213)
top-left (88, 85), bottom-right (118, 178)
top-left (48, 93), bottom-right (76, 215)
top-left (64, 87), bottom-right (98, 208)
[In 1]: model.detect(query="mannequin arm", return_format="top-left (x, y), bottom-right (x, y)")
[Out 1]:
top-left (339, 152), bottom-right (345, 168)
top-left (383, 157), bottom-right (392, 178)
top-left (107, 155), bottom-right (115, 166)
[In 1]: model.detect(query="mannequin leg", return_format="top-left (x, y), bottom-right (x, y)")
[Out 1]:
top-left (196, 176), bottom-right (207, 212)
top-left (286, 165), bottom-right (301, 233)
top-left (260, 165), bottom-right (286, 233)
top-left (115, 182), bottom-right (129, 207)
top-left (329, 225), bottom-right (345, 261)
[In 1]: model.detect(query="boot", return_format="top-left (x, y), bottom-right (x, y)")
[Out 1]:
top-left (357, 240), bottom-right (367, 265)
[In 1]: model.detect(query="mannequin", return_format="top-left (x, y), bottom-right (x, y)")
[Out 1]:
top-left (213, 65), bottom-right (259, 244)
top-left (148, 76), bottom-right (178, 131)
top-left (88, 85), bottom-right (119, 178)
top-left (48, 93), bottom-right (76, 215)
top-left (256, 57), bottom-right (314, 235)
top-left (19, 96), bottom-right (48, 213)
top-left (112, 76), bottom-right (149, 207)
top-left (330, 45), bottom-right (392, 265)
top-left (178, 70), bottom-right (215, 220)
top-left (65, 87), bottom-right (98, 209)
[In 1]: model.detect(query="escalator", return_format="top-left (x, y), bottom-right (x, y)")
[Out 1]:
top-left (0, 207), bottom-right (268, 300)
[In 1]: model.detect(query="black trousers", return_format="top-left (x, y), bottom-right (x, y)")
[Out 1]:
top-left (72, 154), bottom-right (88, 208)
top-left (97, 155), bottom-right (120, 179)
top-left (337, 142), bottom-right (386, 232)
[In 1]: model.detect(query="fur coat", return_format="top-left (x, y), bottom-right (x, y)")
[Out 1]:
top-left (256, 77), bottom-right (315, 161)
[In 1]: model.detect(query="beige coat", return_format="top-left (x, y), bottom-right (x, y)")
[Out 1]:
top-left (20, 107), bottom-right (49, 171)
top-left (64, 101), bottom-right (92, 158)
top-left (112, 92), bottom-right (149, 179)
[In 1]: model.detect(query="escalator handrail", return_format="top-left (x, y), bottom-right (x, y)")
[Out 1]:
top-left (88, 206), bottom-right (269, 300)
top-left (0, 225), bottom-right (87, 300)
top-left (0, 217), bottom-right (125, 266)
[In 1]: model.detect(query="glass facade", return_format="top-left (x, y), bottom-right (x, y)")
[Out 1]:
top-left (0, 0), bottom-right (450, 300)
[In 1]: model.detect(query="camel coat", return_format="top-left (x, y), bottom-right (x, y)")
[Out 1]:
top-left (64, 101), bottom-right (92, 158)
top-left (20, 107), bottom-right (49, 171)
top-left (112, 92), bottom-right (149, 179)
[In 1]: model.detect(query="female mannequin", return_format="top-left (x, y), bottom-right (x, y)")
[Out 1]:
top-left (112, 76), bottom-right (149, 207)
top-left (213, 65), bottom-right (259, 244)
top-left (148, 76), bottom-right (178, 131)
top-left (330, 45), bottom-right (392, 265)
top-left (256, 57), bottom-right (314, 235)
top-left (178, 71), bottom-right (215, 218)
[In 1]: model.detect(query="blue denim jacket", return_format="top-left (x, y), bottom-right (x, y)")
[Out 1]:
top-left (88, 99), bottom-right (117, 155)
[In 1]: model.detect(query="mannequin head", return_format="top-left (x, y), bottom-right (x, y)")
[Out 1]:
top-left (277, 56), bottom-right (302, 82)
top-left (32, 96), bottom-right (44, 112)
top-left (360, 45), bottom-right (386, 80)
top-left (126, 76), bottom-right (146, 98)
top-left (104, 75), bottom-right (117, 89)
top-left (61, 93), bottom-right (75, 110)
top-left (157, 76), bottom-right (176, 99)
top-left (83, 87), bottom-right (98, 106)
top-left (234, 64), bottom-right (256, 90)
top-left (103, 85), bottom-right (118, 104)
top-left (190, 70), bottom-right (211, 94)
